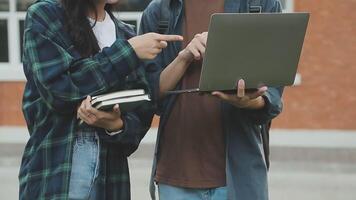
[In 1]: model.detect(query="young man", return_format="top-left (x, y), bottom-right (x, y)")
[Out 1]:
top-left (140, 0), bottom-right (284, 199)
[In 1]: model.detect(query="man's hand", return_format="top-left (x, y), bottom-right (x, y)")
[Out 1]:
top-left (77, 96), bottom-right (124, 132)
top-left (212, 79), bottom-right (268, 109)
top-left (178, 32), bottom-right (208, 62)
top-left (128, 33), bottom-right (183, 60)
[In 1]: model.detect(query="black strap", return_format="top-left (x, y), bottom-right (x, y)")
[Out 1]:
top-left (159, 0), bottom-right (263, 32)
top-left (261, 121), bottom-right (271, 169)
top-left (158, 0), bottom-right (171, 34)
top-left (248, 0), bottom-right (270, 169)
top-left (248, 0), bottom-right (263, 13)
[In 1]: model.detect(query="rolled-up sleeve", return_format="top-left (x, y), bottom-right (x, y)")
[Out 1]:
top-left (98, 106), bottom-right (154, 156)
top-left (241, 87), bottom-right (284, 125)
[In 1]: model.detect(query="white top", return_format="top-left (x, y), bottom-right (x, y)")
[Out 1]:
top-left (88, 11), bottom-right (116, 50)
top-left (89, 12), bottom-right (122, 135)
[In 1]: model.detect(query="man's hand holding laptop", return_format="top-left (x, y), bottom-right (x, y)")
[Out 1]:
top-left (212, 79), bottom-right (268, 110)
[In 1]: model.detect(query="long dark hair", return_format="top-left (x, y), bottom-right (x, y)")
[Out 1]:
top-left (60, 0), bottom-right (113, 57)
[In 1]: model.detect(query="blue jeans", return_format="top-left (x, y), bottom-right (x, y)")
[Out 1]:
top-left (158, 183), bottom-right (227, 200)
top-left (68, 131), bottom-right (100, 200)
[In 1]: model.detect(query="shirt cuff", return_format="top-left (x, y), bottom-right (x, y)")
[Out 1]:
top-left (105, 129), bottom-right (123, 136)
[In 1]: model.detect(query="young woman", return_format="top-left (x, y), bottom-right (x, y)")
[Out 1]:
top-left (19, 0), bottom-right (182, 199)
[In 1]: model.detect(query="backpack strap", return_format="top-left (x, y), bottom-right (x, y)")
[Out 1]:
top-left (248, 0), bottom-right (263, 13)
top-left (158, 0), bottom-right (171, 34)
top-left (159, 0), bottom-right (263, 31)
top-left (261, 121), bottom-right (271, 169)
top-left (248, 0), bottom-right (272, 169)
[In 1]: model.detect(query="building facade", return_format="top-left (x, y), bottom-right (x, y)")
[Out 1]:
top-left (0, 0), bottom-right (355, 130)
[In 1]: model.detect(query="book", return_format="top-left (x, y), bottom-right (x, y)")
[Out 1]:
top-left (92, 89), bottom-right (150, 112)
top-left (78, 89), bottom-right (150, 125)
top-left (93, 93), bottom-right (150, 112)
top-left (91, 89), bottom-right (146, 105)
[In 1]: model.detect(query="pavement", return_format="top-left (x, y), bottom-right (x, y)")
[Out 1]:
top-left (1, 127), bottom-right (356, 200)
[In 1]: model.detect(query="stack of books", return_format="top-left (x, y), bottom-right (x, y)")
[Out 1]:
top-left (78, 89), bottom-right (150, 125)
top-left (91, 89), bottom-right (150, 112)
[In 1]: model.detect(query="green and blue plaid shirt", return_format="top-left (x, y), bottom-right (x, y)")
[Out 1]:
top-left (19, 0), bottom-right (153, 199)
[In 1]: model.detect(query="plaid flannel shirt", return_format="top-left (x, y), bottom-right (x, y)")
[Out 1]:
top-left (19, 0), bottom-right (154, 199)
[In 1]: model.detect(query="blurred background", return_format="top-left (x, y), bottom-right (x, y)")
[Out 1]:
top-left (0, 0), bottom-right (355, 199)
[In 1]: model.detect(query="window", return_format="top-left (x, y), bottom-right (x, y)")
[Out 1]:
top-left (16, 0), bottom-right (35, 62)
top-left (115, 0), bottom-right (152, 12)
top-left (0, 0), bottom-right (9, 11)
top-left (17, 0), bottom-right (33, 11)
top-left (0, 0), bottom-right (28, 80)
top-left (19, 20), bottom-right (24, 61)
top-left (113, 0), bottom-right (152, 32)
top-left (0, 20), bottom-right (8, 62)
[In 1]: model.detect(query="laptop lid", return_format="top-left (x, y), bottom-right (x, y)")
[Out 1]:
top-left (198, 13), bottom-right (310, 91)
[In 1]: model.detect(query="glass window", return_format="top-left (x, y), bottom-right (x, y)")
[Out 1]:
top-left (0, 0), bottom-right (9, 11)
top-left (114, 0), bottom-right (152, 12)
top-left (15, 0), bottom-right (152, 12)
top-left (0, 20), bottom-right (8, 62)
top-left (17, 0), bottom-right (35, 11)
top-left (19, 20), bottom-right (25, 61)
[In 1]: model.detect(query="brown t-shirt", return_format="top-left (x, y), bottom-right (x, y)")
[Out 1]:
top-left (155, 0), bottom-right (226, 188)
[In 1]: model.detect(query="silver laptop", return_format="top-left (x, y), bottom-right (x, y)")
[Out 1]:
top-left (166, 13), bottom-right (310, 94)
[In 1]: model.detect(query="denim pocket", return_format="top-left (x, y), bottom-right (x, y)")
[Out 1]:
top-left (68, 133), bottom-right (99, 199)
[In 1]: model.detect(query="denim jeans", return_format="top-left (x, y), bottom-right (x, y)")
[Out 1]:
top-left (68, 131), bottom-right (100, 200)
top-left (158, 183), bottom-right (227, 200)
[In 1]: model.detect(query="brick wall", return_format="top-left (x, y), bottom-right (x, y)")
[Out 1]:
top-left (272, 0), bottom-right (356, 129)
top-left (1, 0), bottom-right (355, 129)
top-left (0, 82), bottom-right (26, 126)
top-left (0, 81), bottom-right (161, 127)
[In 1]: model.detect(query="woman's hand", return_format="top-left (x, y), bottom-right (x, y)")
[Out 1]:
top-left (77, 96), bottom-right (124, 132)
top-left (128, 33), bottom-right (183, 60)
top-left (178, 32), bottom-right (208, 62)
